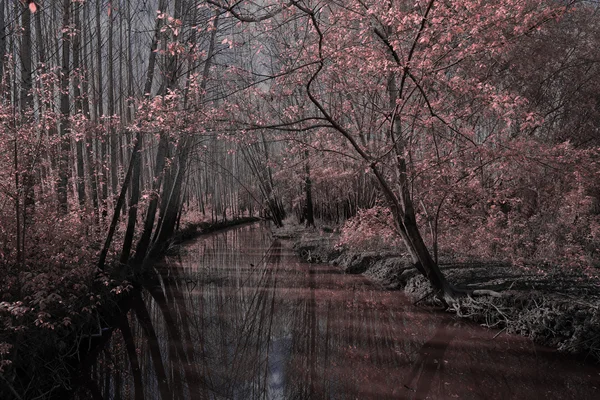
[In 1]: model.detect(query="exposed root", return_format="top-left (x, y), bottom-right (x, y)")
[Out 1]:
top-left (471, 289), bottom-right (502, 298)
top-left (440, 285), bottom-right (503, 308)
top-left (413, 291), bottom-right (434, 306)
top-left (449, 295), bottom-right (512, 329)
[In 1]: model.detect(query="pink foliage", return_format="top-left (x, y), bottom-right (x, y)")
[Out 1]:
top-left (338, 206), bottom-right (399, 251)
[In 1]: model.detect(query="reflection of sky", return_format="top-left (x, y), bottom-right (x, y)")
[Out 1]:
top-left (268, 335), bottom-right (292, 400)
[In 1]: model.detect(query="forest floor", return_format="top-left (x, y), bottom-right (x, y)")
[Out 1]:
top-left (273, 222), bottom-right (600, 363)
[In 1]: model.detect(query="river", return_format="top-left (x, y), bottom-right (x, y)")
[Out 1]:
top-left (74, 222), bottom-right (600, 399)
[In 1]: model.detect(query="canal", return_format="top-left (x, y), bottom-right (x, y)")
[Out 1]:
top-left (74, 223), bottom-right (600, 399)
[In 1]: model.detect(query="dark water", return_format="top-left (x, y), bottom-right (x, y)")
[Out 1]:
top-left (75, 223), bottom-right (600, 399)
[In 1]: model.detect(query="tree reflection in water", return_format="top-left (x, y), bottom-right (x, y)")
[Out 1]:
top-left (73, 223), bottom-right (600, 400)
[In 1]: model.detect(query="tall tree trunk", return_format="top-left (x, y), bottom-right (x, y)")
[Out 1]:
top-left (126, 0), bottom-right (167, 268)
top-left (303, 150), bottom-right (315, 227)
top-left (57, 0), bottom-right (71, 214)
top-left (108, 3), bottom-right (118, 197)
top-left (143, 0), bottom-right (168, 97)
top-left (385, 73), bottom-right (455, 300)
top-left (95, 0), bottom-right (104, 118)
top-left (132, 133), bottom-right (169, 266)
top-left (125, 0), bottom-right (134, 122)
top-left (19, 3), bottom-right (33, 112)
top-left (133, 0), bottom-right (181, 267)
top-left (96, 0), bottom-right (108, 215)
top-left (80, 0), bottom-right (91, 119)
top-left (98, 133), bottom-right (141, 270)
top-left (34, 0), bottom-right (49, 183)
top-left (151, 145), bottom-right (174, 245)
top-left (81, 1), bottom-right (99, 216)
top-left (73, 1), bottom-right (87, 208)
top-left (150, 143), bottom-right (189, 256)
top-left (0, 0), bottom-right (5, 85)
top-left (19, 1), bottom-right (34, 259)
top-left (119, 132), bottom-right (141, 265)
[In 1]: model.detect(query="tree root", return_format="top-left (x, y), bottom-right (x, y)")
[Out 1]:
top-left (438, 285), bottom-right (504, 308)
top-left (413, 291), bottom-right (434, 305)
top-left (471, 289), bottom-right (502, 298)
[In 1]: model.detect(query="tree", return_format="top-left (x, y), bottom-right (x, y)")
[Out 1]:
top-left (207, 0), bottom-right (571, 301)
top-left (57, 0), bottom-right (72, 214)
top-left (72, 0), bottom-right (87, 208)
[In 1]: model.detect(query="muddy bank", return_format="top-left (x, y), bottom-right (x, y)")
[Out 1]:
top-left (284, 227), bottom-right (600, 362)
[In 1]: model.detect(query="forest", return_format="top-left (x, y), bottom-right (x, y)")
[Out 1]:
top-left (1, 0), bottom-right (600, 398)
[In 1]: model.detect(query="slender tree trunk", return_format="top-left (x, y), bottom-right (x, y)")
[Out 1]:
top-left (132, 133), bottom-right (169, 266)
top-left (73, 1), bottom-right (87, 208)
top-left (98, 133), bottom-right (141, 270)
top-left (126, 0), bottom-right (134, 122)
top-left (80, 0), bottom-right (91, 119)
top-left (118, 8), bottom-right (124, 122)
top-left (120, 132), bottom-right (141, 265)
top-left (126, 0), bottom-right (167, 268)
top-left (151, 145), bottom-right (174, 245)
top-left (143, 0), bottom-right (168, 97)
top-left (150, 144), bottom-right (189, 256)
top-left (385, 73), bottom-right (456, 300)
top-left (19, 3), bottom-right (33, 112)
top-left (133, 0), bottom-right (181, 267)
top-left (0, 0), bottom-right (5, 84)
top-left (108, 4), bottom-right (118, 197)
top-left (19, 2), bottom-right (34, 260)
top-left (82, 2), bottom-right (99, 216)
top-left (34, 0), bottom-right (51, 186)
top-left (304, 150), bottom-right (315, 227)
top-left (95, 0), bottom-right (104, 118)
top-left (57, 0), bottom-right (72, 214)
top-left (96, 0), bottom-right (108, 215)
top-left (14, 128), bottom-right (22, 267)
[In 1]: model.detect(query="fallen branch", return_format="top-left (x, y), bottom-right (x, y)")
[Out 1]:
top-left (493, 327), bottom-right (507, 339)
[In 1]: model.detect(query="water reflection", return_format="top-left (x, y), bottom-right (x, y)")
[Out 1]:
top-left (74, 223), bottom-right (600, 399)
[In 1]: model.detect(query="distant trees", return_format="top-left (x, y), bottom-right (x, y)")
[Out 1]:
top-left (0, 0), bottom-right (266, 275)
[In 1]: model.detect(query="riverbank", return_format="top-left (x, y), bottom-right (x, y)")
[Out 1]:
top-left (277, 224), bottom-right (600, 363)
top-left (0, 216), bottom-right (262, 400)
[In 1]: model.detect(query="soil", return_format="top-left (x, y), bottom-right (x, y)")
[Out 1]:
top-left (274, 223), bottom-right (600, 363)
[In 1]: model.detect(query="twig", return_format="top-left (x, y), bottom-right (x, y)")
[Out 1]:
top-left (493, 327), bottom-right (507, 339)
top-left (0, 373), bottom-right (24, 400)
top-left (414, 291), bottom-right (434, 305)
